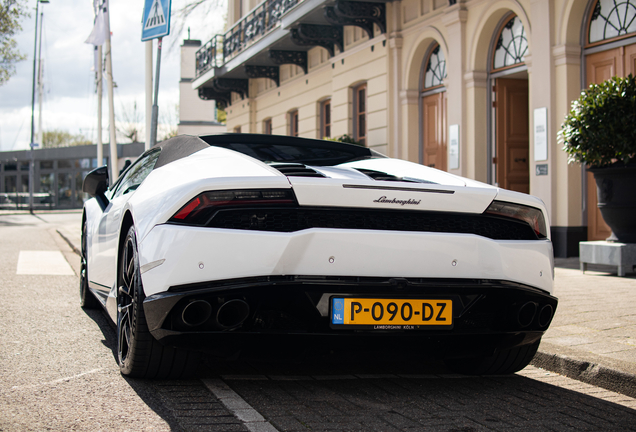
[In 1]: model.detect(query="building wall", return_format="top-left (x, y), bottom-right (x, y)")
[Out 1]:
top-left (227, 31), bottom-right (390, 154)
top-left (0, 143), bottom-right (145, 209)
top-left (217, 0), bottom-right (624, 255)
top-left (178, 40), bottom-right (226, 136)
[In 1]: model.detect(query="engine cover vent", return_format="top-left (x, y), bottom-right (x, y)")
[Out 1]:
top-left (271, 163), bottom-right (325, 178)
top-left (355, 168), bottom-right (418, 183)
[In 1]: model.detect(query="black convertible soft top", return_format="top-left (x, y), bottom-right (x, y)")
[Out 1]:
top-left (152, 134), bottom-right (381, 169)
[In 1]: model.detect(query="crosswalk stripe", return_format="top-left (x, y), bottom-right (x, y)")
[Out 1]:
top-left (16, 251), bottom-right (74, 275)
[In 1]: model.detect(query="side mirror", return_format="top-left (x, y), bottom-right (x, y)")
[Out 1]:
top-left (83, 166), bottom-right (110, 210)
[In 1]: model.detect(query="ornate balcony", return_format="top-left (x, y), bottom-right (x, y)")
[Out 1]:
top-left (196, 35), bottom-right (224, 77)
top-left (196, 0), bottom-right (304, 78)
top-left (192, 0), bottom-right (389, 103)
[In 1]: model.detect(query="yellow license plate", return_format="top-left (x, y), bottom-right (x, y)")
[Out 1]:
top-left (331, 298), bottom-right (452, 327)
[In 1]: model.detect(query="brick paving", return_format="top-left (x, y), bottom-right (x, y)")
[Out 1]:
top-left (544, 259), bottom-right (636, 365)
top-left (152, 381), bottom-right (249, 432)
top-left (532, 258), bottom-right (636, 396)
top-left (217, 366), bottom-right (636, 431)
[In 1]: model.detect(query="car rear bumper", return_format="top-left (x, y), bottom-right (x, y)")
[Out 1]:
top-left (138, 224), bottom-right (555, 297)
top-left (143, 275), bottom-right (557, 357)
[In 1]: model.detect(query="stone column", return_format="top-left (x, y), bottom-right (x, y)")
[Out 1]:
top-left (442, 3), bottom-right (467, 177)
top-left (463, 70), bottom-right (488, 182)
top-left (388, 2), bottom-right (403, 159)
top-left (528, 0), bottom-right (555, 219)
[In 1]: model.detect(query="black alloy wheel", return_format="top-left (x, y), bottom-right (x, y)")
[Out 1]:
top-left (117, 226), bottom-right (199, 378)
top-left (80, 221), bottom-right (100, 309)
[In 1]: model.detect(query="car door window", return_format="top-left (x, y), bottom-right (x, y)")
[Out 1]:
top-left (112, 149), bottom-right (161, 199)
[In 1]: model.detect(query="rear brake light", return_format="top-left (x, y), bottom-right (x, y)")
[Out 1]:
top-left (170, 189), bottom-right (296, 225)
top-left (485, 201), bottom-right (548, 238)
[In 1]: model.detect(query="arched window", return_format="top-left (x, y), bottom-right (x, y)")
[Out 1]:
top-left (492, 15), bottom-right (528, 71)
top-left (423, 44), bottom-right (447, 89)
top-left (588, 0), bottom-right (636, 45)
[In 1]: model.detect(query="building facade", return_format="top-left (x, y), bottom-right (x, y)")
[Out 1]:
top-left (192, 0), bottom-right (636, 257)
top-left (178, 39), bottom-right (227, 136)
top-left (0, 143), bottom-right (144, 210)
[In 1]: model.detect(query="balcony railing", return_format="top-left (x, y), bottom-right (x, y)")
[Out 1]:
top-left (196, 0), bottom-right (303, 77)
top-left (196, 35), bottom-right (224, 77)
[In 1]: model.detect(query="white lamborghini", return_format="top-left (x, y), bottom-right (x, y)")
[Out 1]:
top-left (81, 134), bottom-right (557, 378)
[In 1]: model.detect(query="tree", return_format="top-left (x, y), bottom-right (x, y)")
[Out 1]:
top-left (168, 0), bottom-right (225, 50)
top-left (158, 103), bottom-right (179, 141)
top-left (117, 100), bottom-right (143, 143)
top-left (42, 129), bottom-right (92, 148)
top-left (0, 0), bottom-right (28, 86)
top-left (324, 134), bottom-right (364, 146)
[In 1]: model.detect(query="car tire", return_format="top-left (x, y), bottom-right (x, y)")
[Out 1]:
top-left (444, 339), bottom-right (540, 375)
top-left (80, 221), bottom-right (100, 309)
top-left (117, 226), bottom-right (199, 379)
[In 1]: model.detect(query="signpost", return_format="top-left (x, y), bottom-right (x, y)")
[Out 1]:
top-left (142, 0), bottom-right (171, 41)
top-left (142, 0), bottom-right (172, 149)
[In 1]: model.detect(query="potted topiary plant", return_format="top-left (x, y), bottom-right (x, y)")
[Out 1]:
top-left (560, 74), bottom-right (636, 243)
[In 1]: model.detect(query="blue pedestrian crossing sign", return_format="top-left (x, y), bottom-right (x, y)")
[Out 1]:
top-left (141, 0), bottom-right (172, 41)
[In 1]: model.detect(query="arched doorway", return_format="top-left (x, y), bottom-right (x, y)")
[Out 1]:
top-left (583, 0), bottom-right (636, 240)
top-left (420, 43), bottom-right (447, 170)
top-left (489, 14), bottom-right (530, 193)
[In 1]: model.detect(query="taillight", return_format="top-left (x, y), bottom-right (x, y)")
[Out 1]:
top-left (485, 201), bottom-right (548, 239)
top-left (170, 189), bottom-right (296, 225)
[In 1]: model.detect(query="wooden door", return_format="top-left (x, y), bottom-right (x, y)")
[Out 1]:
top-left (495, 78), bottom-right (529, 194)
top-left (422, 91), bottom-right (447, 170)
top-left (625, 44), bottom-right (636, 75)
top-left (584, 48), bottom-right (624, 241)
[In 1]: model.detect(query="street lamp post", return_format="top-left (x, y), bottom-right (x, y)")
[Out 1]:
top-left (29, 0), bottom-right (49, 213)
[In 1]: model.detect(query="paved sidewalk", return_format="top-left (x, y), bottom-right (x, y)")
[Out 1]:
top-left (8, 210), bottom-right (635, 397)
top-left (531, 258), bottom-right (636, 397)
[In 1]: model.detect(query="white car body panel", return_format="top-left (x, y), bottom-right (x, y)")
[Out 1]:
top-left (288, 177), bottom-right (498, 214)
top-left (126, 147), bottom-right (292, 243)
top-left (85, 145), bottom-right (553, 294)
top-left (89, 194), bottom-right (130, 289)
top-left (341, 158), bottom-right (468, 186)
top-left (138, 225), bottom-right (554, 298)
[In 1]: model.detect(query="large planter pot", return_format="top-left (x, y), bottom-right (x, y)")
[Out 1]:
top-left (588, 163), bottom-right (636, 243)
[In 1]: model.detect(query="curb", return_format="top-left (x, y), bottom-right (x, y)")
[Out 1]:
top-left (57, 229), bottom-right (81, 256)
top-left (531, 351), bottom-right (636, 398)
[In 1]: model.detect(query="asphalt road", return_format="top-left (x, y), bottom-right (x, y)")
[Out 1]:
top-left (1, 212), bottom-right (635, 431)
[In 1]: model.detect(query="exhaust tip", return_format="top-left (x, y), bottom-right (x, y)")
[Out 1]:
top-left (537, 304), bottom-right (554, 328)
top-left (182, 300), bottom-right (212, 327)
top-left (216, 299), bottom-right (250, 329)
top-left (517, 302), bottom-right (538, 328)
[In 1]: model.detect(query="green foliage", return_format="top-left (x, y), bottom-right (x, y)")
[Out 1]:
top-left (216, 107), bottom-right (226, 124)
top-left (0, 0), bottom-right (28, 86)
top-left (559, 74), bottom-right (636, 167)
top-left (42, 129), bottom-right (92, 148)
top-left (323, 134), bottom-right (364, 146)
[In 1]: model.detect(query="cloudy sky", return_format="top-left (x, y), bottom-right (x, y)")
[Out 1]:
top-left (0, 0), bottom-right (225, 152)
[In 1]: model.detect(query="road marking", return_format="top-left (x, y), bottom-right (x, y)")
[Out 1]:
top-left (202, 378), bottom-right (279, 432)
top-left (16, 250), bottom-right (74, 275)
top-left (220, 374), bottom-right (269, 381)
top-left (10, 368), bottom-right (104, 390)
top-left (219, 373), bottom-right (475, 381)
